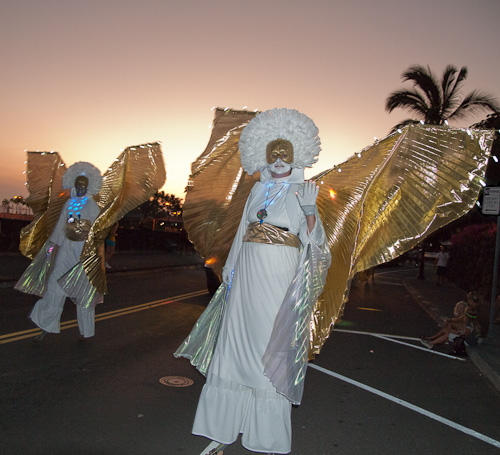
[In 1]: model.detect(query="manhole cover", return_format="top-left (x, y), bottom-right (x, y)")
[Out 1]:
top-left (159, 376), bottom-right (194, 387)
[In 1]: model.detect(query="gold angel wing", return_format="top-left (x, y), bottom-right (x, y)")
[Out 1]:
top-left (80, 142), bottom-right (166, 294)
top-left (182, 108), bottom-right (259, 277)
top-left (19, 151), bottom-right (69, 259)
top-left (309, 125), bottom-right (496, 355)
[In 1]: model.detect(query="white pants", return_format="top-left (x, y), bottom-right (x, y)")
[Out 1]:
top-left (30, 267), bottom-right (95, 338)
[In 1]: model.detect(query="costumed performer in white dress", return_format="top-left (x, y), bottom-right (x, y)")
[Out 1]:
top-left (177, 108), bottom-right (332, 454)
top-left (16, 144), bottom-right (166, 342)
top-left (17, 162), bottom-right (102, 341)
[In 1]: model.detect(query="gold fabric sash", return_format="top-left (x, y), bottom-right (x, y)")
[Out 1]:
top-left (243, 221), bottom-right (300, 249)
top-left (65, 219), bottom-right (92, 241)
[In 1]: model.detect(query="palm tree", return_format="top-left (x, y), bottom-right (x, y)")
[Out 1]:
top-left (386, 65), bottom-right (499, 131)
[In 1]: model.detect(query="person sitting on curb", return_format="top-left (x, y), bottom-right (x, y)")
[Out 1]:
top-left (420, 300), bottom-right (471, 349)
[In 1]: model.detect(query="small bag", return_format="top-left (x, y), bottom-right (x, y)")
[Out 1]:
top-left (450, 335), bottom-right (467, 357)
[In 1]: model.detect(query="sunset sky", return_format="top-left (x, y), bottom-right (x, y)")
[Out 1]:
top-left (1, 0), bottom-right (499, 202)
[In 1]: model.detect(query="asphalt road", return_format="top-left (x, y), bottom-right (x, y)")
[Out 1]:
top-left (1, 266), bottom-right (500, 455)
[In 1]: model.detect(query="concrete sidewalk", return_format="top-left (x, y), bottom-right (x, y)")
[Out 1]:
top-left (403, 266), bottom-right (500, 394)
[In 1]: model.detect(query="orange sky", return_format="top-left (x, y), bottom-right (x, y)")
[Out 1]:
top-left (1, 0), bottom-right (499, 202)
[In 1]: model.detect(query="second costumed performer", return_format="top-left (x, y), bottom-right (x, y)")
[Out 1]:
top-left (176, 109), bottom-right (332, 454)
top-left (17, 162), bottom-right (103, 340)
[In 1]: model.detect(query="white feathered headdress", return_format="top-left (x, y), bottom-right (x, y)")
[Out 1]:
top-left (63, 161), bottom-right (103, 196)
top-left (238, 108), bottom-right (321, 175)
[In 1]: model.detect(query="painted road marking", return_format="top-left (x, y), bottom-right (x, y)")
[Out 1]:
top-left (309, 363), bottom-right (500, 449)
top-left (0, 289), bottom-right (208, 344)
top-left (334, 328), bottom-right (466, 361)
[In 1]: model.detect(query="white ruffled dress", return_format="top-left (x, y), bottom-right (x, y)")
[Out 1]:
top-left (192, 171), bottom-right (327, 454)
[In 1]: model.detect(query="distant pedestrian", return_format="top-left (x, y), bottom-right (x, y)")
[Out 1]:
top-left (359, 266), bottom-right (375, 282)
top-left (105, 222), bottom-right (119, 269)
top-left (435, 245), bottom-right (449, 286)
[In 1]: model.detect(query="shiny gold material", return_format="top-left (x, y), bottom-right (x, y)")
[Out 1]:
top-left (19, 152), bottom-right (69, 259)
top-left (183, 108), bottom-right (259, 278)
top-left (266, 139), bottom-right (294, 164)
top-left (243, 221), bottom-right (300, 248)
top-left (20, 144), bottom-right (166, 296)
top-left (182, 109), bottom-right (496, 358)
top-left (309, 125), bottom-right (494, 355)
top-left (65, 219), bottom-right (92, 241)
top-left (81, 142), bottom-right (166, 294)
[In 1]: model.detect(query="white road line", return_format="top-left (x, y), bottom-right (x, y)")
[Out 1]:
top-left (308, 363), bottom-right (500, 449)
top-left (357, 280), bottom-right (404, 286)
top-left (333, 328), bottom-right (466, 360)
top-left (373, 334), bottom-right (466, 361)
top-left (334, 328), bottom-right (419, 341)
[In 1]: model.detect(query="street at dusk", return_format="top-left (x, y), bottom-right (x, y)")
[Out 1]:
top-left (1, 261), bottom-right (499, 454)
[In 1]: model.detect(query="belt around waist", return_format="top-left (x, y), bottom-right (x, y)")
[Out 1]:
top-left (243, 221), bottom-right (300, 249)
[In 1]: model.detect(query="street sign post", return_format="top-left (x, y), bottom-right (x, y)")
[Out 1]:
top-left (481, 187), bottom-right (500, 336)
top-left (482, 187), bottom-right (500, 216)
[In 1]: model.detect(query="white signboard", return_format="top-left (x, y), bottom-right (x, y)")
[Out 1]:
top-left (482, 187), bottom-right (500, 216)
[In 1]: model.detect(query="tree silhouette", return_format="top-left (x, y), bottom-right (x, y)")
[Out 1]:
top-left (137, 191), bottom-right (183, 219)
top-left (386, 65), bottom-right (499, 132)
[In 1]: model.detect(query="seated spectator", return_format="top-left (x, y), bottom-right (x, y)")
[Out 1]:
top-left (420, 300), bottom-right (472, 349)
top-left (464, 291), bottom-right (483, 339)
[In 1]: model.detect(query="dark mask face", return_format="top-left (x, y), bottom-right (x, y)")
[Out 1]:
top-left (74, 176), bottom-right (89, 197)
top-left (266, 139), bottom-right (294, 164)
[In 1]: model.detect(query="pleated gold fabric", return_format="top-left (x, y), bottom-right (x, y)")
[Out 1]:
top-left (243, 221), bottom-right (300, 249)
top-left (19, 152), bottom-right (69, 259)
top-left (182, 109), bottom-right (496, 358)
top-left (19, 143), bottom-right (166, 296)
top-left (183, 108), bottom-right (259, 278)
top-left (65, 219), bottom-right (92, 241)
top-left (310, 125), bottom-right (495, 354)
top-left (80, 142), bottom-right (166, 294)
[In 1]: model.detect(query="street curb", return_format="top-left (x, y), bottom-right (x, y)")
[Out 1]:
top-left (467, 348), bottom-right (500, 394)
top-left (404, 279), bottom-right (500, 395)
top-left (403, 279), bottom-right (446, 326)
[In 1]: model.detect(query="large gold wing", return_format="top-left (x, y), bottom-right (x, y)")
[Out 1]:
top-left (81, 142), bottom-right (166, 294)
top-left (19, 151), bottom-right (69, 259)
top-left (309, 125), bottom-right (496, 355)
top-left (181, 110), bottom-right (495, 356)
top-left (182, 108), bottom-right (259, 277)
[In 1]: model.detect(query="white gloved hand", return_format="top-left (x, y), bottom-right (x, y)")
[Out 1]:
top-left (296, 180), bottom-right (319, 215)
top-left (222, 267), bottom-right (233, 285)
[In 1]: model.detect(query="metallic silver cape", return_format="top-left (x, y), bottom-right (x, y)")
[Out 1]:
top-left (262, 239), bottom-right (331, 404)
top-left (174, 283), bottom-right (229, 375)
top-left (14, 242), bottom-right (59, 297)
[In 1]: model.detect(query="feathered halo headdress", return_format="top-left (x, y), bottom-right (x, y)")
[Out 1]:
top-left (238, 108), bottom-right (321, 175)
top-left (63, 161), bottom-right (103, 196)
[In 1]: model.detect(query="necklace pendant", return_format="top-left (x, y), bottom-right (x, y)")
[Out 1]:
top-left (257, 208), bottom-right (267, 220)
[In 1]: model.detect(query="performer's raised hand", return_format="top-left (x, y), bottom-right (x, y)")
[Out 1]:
top-left (295, 180), bottom-right (319, 216)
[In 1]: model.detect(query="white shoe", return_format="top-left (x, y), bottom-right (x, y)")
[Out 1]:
top-left (420, 339), bottom-right (433, 349)
top-left (202, 441), bottom-right (227, 455)
top-left (105, 262), bottom-right (112, 269)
